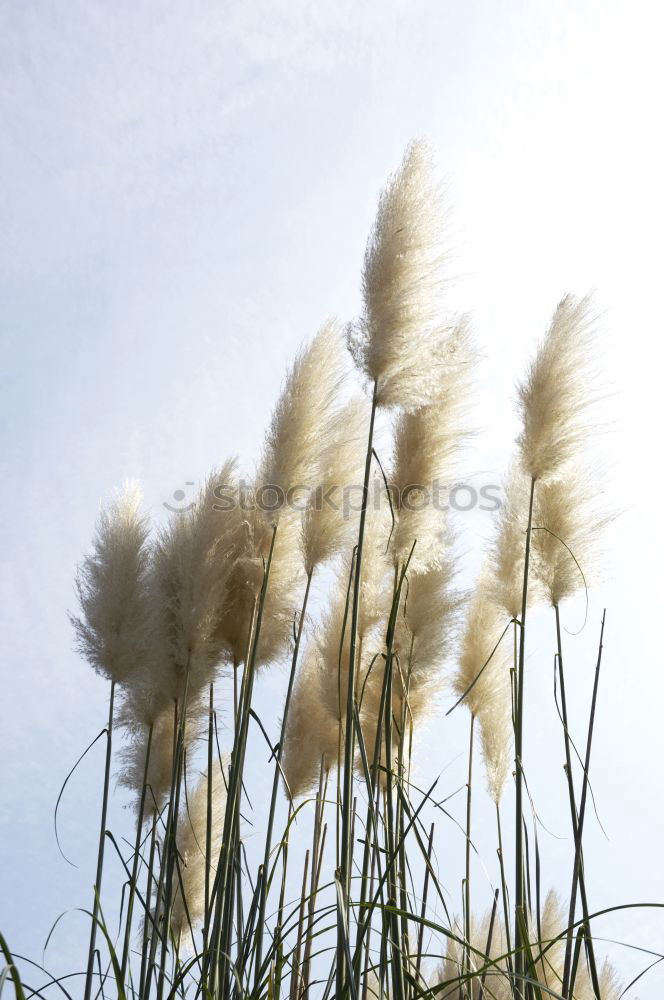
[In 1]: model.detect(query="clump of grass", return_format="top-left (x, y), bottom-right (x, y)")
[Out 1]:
top-left (3, 139), bottom-right (655, 1000)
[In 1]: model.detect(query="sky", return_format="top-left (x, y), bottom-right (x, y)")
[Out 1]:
top-left (1, 0), bottom-right (663, 995)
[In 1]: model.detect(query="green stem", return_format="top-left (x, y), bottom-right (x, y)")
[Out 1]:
top-left (139, 815), bottom-right (158, 998)
top-left (208, 527), bottom-right (277, 997)
top-left (204, 685), bottom-right (214, 954)
top-left (514, 477), bottom-right (536, 998)
top-left (83, 679), bottom-right (115, 1000)
top-left (495, 802), bottom-right (515, 992)
top-left (156, 665), bottom-right (192, 1000)
top-left (253, 569), bottom-right (313, 989)
top-left (338, 380), bottom-right (378, 999)
top-left (120, 721), bottom-right (153, 984)
top-left (464, 713), bottom-right (475, 996)
top-left (561, 610), bottom-right (605, 999)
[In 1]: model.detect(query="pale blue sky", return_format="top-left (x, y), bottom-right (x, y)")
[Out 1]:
top-left (1, 0), bottom-right (663, 994)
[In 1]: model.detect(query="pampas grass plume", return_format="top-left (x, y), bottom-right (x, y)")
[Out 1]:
top-left (517, 294), bottom-right (598, 482)
top-left (71, 482), bottom-right (152, 686)
top-left (259, 318), bottom-right (347, 504)
top-left (301, 396), bottom-right (368, 575)
top-left (348, 139), bottom-right (456, 411)
top-left (171, 759), bottom-right (228, 936)
top-left (282, 647), bottom-right (340, 799)
top-left (452, 577), bottom-right (510, 720)
top-left (391, 318), bottom-right (475, 572)
top-left (532, 468), bottom-right (611, 607)
top-left (152, 461), bottom-right (238, 697)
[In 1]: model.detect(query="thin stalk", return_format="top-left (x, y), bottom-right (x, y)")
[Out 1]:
top-left (396, 708), bottom-right (411, 997)
top-left (384, 659), bottom-right (405, 1000)
top-left (209, 527), bottom-right (277, 997)
top-left (464, 713), bottom-right (475, 995)
top-left (274, 801), bottom-right (293, 1000)
top-left (478, 889), bottom-right (500, 1000)
top-left (338, 379), bottom-right (378, 999)
top-left (561, 611), bottom-right (606, 999)
top-left (204, 685), bottom-right (214, 953)
top-left (145, 700), bottom-right (180, 998)
top-left (139, 816), bottom-right (158, 998)
top-left (120, 722), bottom-right (153, 983)
top-left (290, 850), bottom-right (310, 1000)
top-left (156, 665), bottom-right (193, 1000)
top-left (514, 477), bottom-right (536, 998)
top-left (351, 554), bottom-right (413, 994)
top-left (254, 569), bottom-right (314, 988)
top-left (554, 604), bottom-right (600, 994)
top-left (495, 802), bottom-right (515, 991)
top-left (83, 680), bottom-right (116, 1000)
top-left (412, 820), bottom-right (434, 994)
top-left (302, 770), bottom-right (328, 997)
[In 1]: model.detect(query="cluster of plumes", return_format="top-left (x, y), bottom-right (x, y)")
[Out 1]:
top-left (71, 319), bottom-right (371, 815)
top-left (283, 141), bottom-right (476, 797)
top-left (390, 318), bottom-right (476, 574)
top-left (282, 485), bottom-right (393, 798)
top-left (435, 891), bottom-right (621, 1000)
top-left (465, 296), bottom-right (609, 800)
top-left (171, 757), bottom-right (229, 940)
top-left (358, 558), bottom-right (461, 782)
top-left (70, 138), bottom-right (617, 986)
top-left (452, 576), bottom-right (513, 804)
top-left (492, 293), bottom-right (609, 613)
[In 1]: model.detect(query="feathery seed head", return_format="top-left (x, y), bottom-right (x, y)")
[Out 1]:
top-left (259, 318), bottom-right (347, 508)
top-left (489, 460), bottom-right (534, 619)
top-left (171, 758), bottom-right (229, 935)
top-left (517, 294), bottom-right (598, 482)
top-left (452, 576), bottom-right (511, 720)
top-left (151, 461), bottom-right (238, 697)
top-left (301, 396), bottom-right (369, 575)
top-left (71, 483), bottom-right (152, 687)
top-left (282, 646), bottom-right (341, 799)
top-left (532, 468), bottom-right (611, 607)
top-left (391, 318), bottom-right (476, 572)
top-left (116, 682), bottom-right (207, 816)
top-left (348, 139), bottom-right (457, 411)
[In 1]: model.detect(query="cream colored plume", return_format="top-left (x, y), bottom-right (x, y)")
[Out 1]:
top-left (391, 318), bottom-right (476, 573)
top-left (358, 559), bottom-right (460, 778)
top-left (259, 318), bottom-right (347, 505)
top-left (213, 501), bottom-right (304, 668)
top-left (348, 139), bottom-right (457, 411)
top-left (116, 688), bottom-right (206, 814)
top-left (171, 758), bottom-right (228, 936)
top-left (356, 471), bottom-right (394, 642)
top-left (452, 577), bottom-right (511, 720)
top-left (282, 500), bottom-right (393, 798)
top-left (152, 461), bottom-right (238, 699)
top-left (476, 667), bottom-right (513, 805)
top-left (489, 460), bottom-right (534, 619)
top-left (532, 468), bottom-right (610, 607)
top-left (316, 488), bottom-right (393, 723)
top-left (517, 294), bottom-right (597, 482)
top-left (281, 646), bottom-right (341, 799)
top-left (71, 483), bottom-right (152, 687)
top-left (434, 890), bottom-right (620, 999)
top-left (301, 396), bottom-right (368, 575)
